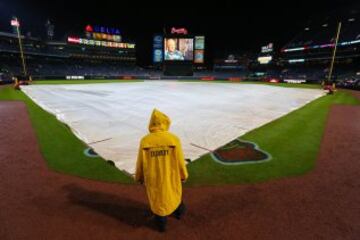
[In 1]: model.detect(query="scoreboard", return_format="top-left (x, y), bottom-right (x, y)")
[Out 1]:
top-left (153, 29), bottom-right (205, 64)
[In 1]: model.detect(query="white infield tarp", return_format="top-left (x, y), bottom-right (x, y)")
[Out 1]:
top-left (22, 82), bottom-right (324, 174)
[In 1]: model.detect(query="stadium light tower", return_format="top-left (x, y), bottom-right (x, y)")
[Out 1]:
top-left (327, 22), bottom-right (342, 83)
top-left (11, 17), bottom-right (28, 76)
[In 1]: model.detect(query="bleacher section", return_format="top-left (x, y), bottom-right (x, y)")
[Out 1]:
top-left (277, 4), bottom-right (360, 87)
top-left (1, 6), bottom-right (360, 90)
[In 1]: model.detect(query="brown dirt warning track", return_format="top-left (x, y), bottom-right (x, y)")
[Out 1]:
top-left (1, 91), bottom-right (360, 240)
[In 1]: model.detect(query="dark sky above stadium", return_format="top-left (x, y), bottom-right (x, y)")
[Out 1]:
top-left (0, 0), bottom-right (358, 65)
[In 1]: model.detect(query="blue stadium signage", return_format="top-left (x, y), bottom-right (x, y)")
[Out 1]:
top-left (85, 25), bottom-right (121, 35)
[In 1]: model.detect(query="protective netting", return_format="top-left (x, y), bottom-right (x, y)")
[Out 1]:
top-left (22, 82), bottom-right (324, 174)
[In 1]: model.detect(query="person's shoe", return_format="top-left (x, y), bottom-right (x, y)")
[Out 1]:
top-left (154, 215), bottom-right (167, 233)
top-left (158, 222), bottom-right (166, 233)
top-left (173, 202), bottom-right (186, 220)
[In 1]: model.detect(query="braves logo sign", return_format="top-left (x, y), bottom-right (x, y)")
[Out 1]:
top-left (171, 27), bottom-right (188, 35)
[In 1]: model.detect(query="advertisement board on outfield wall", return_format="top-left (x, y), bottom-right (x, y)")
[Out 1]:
top-left (283, 79), bottom-right (307, 83)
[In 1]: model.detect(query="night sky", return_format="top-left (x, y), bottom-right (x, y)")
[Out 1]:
top-left (0, 0), bottom-right (357, 65)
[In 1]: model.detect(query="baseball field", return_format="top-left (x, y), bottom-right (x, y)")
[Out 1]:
top-left (1, 81), bottom-right (359, 239)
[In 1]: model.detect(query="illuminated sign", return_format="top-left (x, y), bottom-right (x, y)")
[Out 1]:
top-left (224, 59), bottom-right (238, 63)
top-left (284, 79), bottom-right (307, 84)
top-left (194, 36), bottom-right (205, 64)
top-left (171, 27), bottom-right (188, 35)
top-left (320, 43), bottom-right (335, 48)
top-left (68, 37), bottom-right (80, 43)
top-left (289, 59), bottom-right (305, 63)
top-left (153, 35), bottom-right (163, 63)
top-left (269, 78), bottom-right (280, 83)
top-left (194, 50), bottom-right (204, 63)
top-left (66, 76), bottom-right (84, 80)
top-left (153, 49), bottom-right (163, 63)
top-left (86, 33), bottom-right (121, 42)
top-left (195, 36), bottom-right (205, 50)
top-left (255, 72), bottom-right (265, 76)
top-left (283, 47), bottom-right (305, 52)
top-left (85, 25), bottom-right (93, 32)
top-left (257, 56), bottom-right (272, 64)
top-left (282, 38), bottom-right (360, 52)
top-left (153, 35), bottom-right (163, 48)
top-left (11, 19), bottom-right (20, 27)
top-left (261, 43), bottom-right (273, 53)
top-left (67, 36), bottom-right (135, 49)
top-left (224, 54), bottom-right (237, 63)
top-left (85, 25), bottom-right (121, 42)
top-left (85, 25), bottom-right (121, 35)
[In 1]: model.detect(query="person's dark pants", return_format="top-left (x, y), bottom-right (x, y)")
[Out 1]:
top-left (154, 202), bottom-right (186, 232)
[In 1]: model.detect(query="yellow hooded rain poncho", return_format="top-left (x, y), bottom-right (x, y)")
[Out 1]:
top-left (135, 109), bottom-right (188, 216)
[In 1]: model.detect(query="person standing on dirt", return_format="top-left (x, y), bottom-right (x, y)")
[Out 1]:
top-left (135, 109), bottom-right (188, 232)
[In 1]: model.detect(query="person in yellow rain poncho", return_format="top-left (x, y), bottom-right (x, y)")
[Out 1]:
top-left (135, 109), bottom-right (188, 232)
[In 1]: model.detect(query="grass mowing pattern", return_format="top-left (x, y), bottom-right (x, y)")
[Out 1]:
top-left (1, 82), bottom-right (358, 185)
top-left (186, 91), bottom-right (360, 186)
top-left (0, 86), bottom-right (134, 183)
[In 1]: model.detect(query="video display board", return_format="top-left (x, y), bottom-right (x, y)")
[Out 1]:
top-left (164, 38), bottom-right (194, 61)
top-left (194, 36), bottom-right (205, 63)
top-left (153, 35), bottom-right (163, 63)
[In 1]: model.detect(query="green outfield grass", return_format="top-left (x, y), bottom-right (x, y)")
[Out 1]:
top-left (0, 81), bottom-right (358, 186)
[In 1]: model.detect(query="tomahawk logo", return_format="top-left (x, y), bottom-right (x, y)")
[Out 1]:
top-left (171, 27), bottom-right (188, 35)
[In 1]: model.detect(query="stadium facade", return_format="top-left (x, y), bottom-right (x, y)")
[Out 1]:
top-left (0, 6), bottom-right (360, 89)
top-left (0, 24), bottom-right (137, 79)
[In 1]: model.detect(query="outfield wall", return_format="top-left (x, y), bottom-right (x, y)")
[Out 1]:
top-left (30, 75), bottom-right (322, 84)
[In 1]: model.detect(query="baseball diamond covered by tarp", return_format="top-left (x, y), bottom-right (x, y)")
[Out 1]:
top-left (21, 82), bottom-right (324, 174)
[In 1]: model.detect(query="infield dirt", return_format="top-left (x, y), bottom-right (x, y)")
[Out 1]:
top-left (1, 91), bottom-right (359, 239)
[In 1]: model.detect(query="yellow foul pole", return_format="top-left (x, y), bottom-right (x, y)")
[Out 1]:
top-left (14, 17), bottom-right (28, 76)
top-left (327, 22), bottom-right (342, 83)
